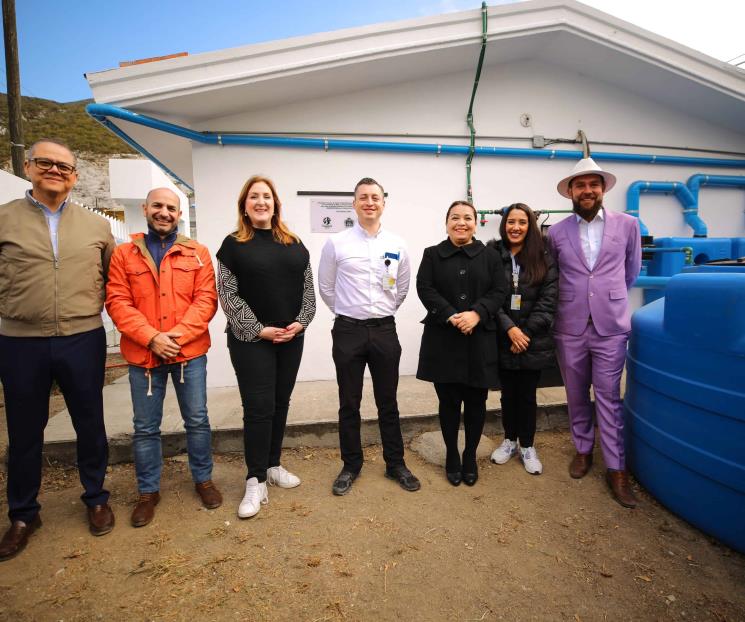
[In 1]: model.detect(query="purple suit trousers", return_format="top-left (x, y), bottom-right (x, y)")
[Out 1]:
top-left (547, 210), bottom-right (641, 470)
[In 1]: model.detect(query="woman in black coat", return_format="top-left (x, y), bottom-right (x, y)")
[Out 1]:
top-left (416, 201), bottom-right (506, 486)
top-left (487, 203), bottom-right (558, 475)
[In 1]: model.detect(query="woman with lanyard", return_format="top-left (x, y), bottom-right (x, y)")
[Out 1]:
top-left (216, 175), bottom-right (315, 518)
top-left (488, 203), bottom-right (558, 475)
top-left (416, 201), bottom-right (506, 486)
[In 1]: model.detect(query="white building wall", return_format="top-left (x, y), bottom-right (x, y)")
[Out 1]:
top-left (192, 60), bottom-right (745, 387)
top-left (0, 170), bottom-right (31, 203)
top-left (108, 159), bottom-right (191, 235)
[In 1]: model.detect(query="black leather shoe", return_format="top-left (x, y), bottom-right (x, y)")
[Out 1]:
top-left (385, 466), bottom-right (421, 492)
top-left (462, 466), bottom-right (478, 486)
top-left (332, 470), bottom-right (358, 496)
top-left (446, 470), bottom-right (462, 487)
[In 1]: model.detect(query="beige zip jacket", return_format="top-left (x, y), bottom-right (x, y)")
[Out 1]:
top-left (0, 197), bottom-right (116, 337)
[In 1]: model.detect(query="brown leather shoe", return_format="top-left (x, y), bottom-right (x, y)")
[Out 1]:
top-left (87, 504), bottom-right (115, 536)
top-left (606, 470), bottom-right (638, 508)
top-left (195, 480), bottom-right (222, 509)
top-left (0, 516), bottom-right (42, 561)
top-left (131, 492), bottom-right (160, 528)
top-left (569, 452), bottom-right (593, 479)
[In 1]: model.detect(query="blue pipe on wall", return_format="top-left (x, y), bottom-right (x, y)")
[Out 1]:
top-left (626, 180), bottom-right (706, 237)
top-left (96, 115), bottom-right (194, 192)
top-left (626, 174), bottom-right (745, 240)
top-left (626, 182), bottom-right (652, 236)
top-left (688, 174), bottom-right (745, 198)
top-left (87, 103), bottom-right (745, 169)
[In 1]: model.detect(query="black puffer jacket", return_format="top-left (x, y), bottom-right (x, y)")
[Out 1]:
top-left (487, 239), bottom-right (558, 370)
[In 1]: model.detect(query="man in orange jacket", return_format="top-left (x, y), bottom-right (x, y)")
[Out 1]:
top-left (106, 187), bottom-right (221, 527)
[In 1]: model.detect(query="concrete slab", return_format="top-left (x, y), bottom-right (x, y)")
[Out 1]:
top-left (43, 376), bottom-right (569, 464)
top-left (410, 431), bottom-right (497, 467)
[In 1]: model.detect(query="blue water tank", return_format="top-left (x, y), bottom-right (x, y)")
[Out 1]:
top-left (626, 267), bottom-right (745, 553)
top-left (730, 237), bottom-right (745, 258)
top-left (642, 238), bottom-right (740, 305)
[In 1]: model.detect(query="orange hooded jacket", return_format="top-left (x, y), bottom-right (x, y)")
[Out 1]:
top-left (105, 233), bottom-right (217, 368)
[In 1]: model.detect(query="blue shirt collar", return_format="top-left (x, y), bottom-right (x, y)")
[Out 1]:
top-left (26, 189), bottom-right (69, 215)
top-left (145, 226), bottom-right (178, 243)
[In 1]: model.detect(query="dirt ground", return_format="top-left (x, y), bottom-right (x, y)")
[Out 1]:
top-left (0, 430), bottom-right (743, 622)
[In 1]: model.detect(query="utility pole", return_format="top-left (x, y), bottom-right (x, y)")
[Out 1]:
top-left (2, 0), bottom-right (25, 177)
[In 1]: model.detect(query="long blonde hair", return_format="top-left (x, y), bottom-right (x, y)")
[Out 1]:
top-left (233, 175), bottom-right (299, 245)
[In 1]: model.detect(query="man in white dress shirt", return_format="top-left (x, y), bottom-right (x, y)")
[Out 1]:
top-left (318, 177), bottom-right (421, 495)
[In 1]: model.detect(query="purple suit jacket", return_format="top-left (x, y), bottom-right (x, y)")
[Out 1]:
top-left (547, 209), bottom-right (641, 337)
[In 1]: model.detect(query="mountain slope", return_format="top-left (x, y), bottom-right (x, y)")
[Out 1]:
top-left (0, 93), bottom-right (135, 163)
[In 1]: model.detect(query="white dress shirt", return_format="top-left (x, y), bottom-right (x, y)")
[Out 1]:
top-left (318, 222), bottom-right (410, 319)
top-left (577, 208), bottom-right (604, 270)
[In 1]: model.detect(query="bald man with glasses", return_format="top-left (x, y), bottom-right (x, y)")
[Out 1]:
top-left (0, 139), bottom-right (117, 561)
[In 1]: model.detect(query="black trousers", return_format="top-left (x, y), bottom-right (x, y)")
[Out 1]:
top-left (228, 332), bottom-right (304, 482)
top-left (499, 368), bottom-right (541, 447)
top-left (0, 327), bottom-right (109, 523)
top-left (434, 382), bottom-right (488, 472)
top-left (331, 317), bottom-right (405, 473)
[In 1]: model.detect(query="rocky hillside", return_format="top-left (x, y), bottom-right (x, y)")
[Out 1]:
top-left (1, 93), bottom-right (139, 213)
top-left (0, 93), bottom-right (135, 162)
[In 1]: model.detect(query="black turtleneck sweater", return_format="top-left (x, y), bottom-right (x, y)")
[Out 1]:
top-left (216, 229), bottom-right (309, 325)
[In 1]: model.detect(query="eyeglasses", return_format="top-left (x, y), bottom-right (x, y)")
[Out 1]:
top-left (28, 158), bottom-right (76, 175)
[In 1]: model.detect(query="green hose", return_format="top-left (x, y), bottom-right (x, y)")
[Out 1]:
top-left (466, 2), bottom-right (488, 202)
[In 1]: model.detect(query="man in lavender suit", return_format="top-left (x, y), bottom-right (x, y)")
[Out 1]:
top-left (547, 158), bottom-right (641, 508)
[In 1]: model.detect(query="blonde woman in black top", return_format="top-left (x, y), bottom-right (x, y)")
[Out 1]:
top-left (217, 176), bottom-right (315, 518)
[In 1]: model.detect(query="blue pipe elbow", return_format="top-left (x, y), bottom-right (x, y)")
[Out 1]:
top-left (673, 183), bottom-right (708, 237)
top-left (625, 180), bottom-right (708, 238)
top-left (625, 182), bottom-right (650, 236)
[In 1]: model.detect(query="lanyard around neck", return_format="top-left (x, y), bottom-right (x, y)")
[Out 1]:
top-left (510, 252), bottom-right (520, 290)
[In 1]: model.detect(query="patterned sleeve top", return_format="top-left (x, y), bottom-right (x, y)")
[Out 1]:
top-left (216, 230), bottom-right (316, 342)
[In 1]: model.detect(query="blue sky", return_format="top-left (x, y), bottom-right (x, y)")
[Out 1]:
top-left (1, 0), bottom-right (480, 102)
top-left (2, 0), bottom-right (743, 103)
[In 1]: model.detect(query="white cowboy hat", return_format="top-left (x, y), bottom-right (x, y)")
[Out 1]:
top-left (556, 157), bottom-right (617, 198)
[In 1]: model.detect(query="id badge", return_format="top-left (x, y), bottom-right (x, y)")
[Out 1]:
top-left (382, 251), bottom-right (399, 290)
top-left (510, 294), bottom-right (522, 311)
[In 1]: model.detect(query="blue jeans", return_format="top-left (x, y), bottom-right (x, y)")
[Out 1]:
top-left (129, 355), bottom-right (213, 493)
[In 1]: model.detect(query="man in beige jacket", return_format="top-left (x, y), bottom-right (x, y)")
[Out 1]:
top-left (0, 139), bottom-right (116, 561)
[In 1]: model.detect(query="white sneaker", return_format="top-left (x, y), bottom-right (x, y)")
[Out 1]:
top-left (238, 477), bottom-right (268, 518)
top-left (266, 465), bottom-right (301, 489)
top-left (520, 446), bottom-right (543, 475)
top-left (490, 439), bottom-right (517, 464)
